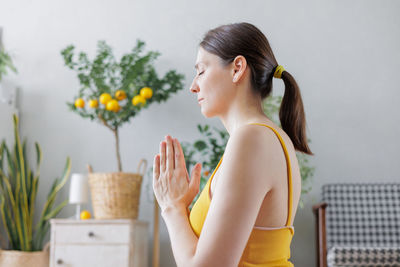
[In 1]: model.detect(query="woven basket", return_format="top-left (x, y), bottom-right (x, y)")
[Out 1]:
top-left (0, 242), bottom-right (50, 267)
top-left (88, 159), bottom-right (147, 219)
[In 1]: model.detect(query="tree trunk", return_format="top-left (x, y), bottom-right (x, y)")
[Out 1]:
top-left (113, 127), bottom-right (122, 172)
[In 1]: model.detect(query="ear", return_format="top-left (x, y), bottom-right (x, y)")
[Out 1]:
top-left (231, 55), bottom-right (247, 83)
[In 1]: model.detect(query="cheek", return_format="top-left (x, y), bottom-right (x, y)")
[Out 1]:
top-left (201, 77), bottom-right (232, 116)
top-left (202, 75), bottom-right (222, 100)
top-left (203, 69), bottom-right (230, 91)
top-left (210, 74), bottom-right (232, 100)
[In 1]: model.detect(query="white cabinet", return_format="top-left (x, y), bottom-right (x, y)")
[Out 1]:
top-left (50, 219), bottom-right (148, 267)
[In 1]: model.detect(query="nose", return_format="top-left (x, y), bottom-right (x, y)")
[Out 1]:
top-left (190, 78), bottom-right (199, 93)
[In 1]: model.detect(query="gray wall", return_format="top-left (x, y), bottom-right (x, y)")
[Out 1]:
top-left (1, 0), bottom-right (399, 266)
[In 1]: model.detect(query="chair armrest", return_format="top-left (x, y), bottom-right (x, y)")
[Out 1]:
top-left (313, 202), bottom-right (328, 267)
top-left (312, 202), bottom-right (327, 214)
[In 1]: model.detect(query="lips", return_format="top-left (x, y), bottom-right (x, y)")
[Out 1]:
top-left (198, 98), bottom-right (204, 103)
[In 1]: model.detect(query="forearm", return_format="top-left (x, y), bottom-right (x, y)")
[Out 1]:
top-left (161, 205), bottom-right (199, 267)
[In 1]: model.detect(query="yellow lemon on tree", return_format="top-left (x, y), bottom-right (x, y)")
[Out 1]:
top-left (74, 98), bottom-right (85, 108)
top-left (106, 99), bottom-right (120, 112)
top-left (99, 93), bottom-right (112, 105)
top-left (132, 95), bottom-right (146, 106)
top-left (80, 210), bottom-right (91, 220)
top-left (140, 87), bottom-right (153, 99)
top-left (115, 90), bottom-right (127, 101)
top-left (88, 99), bottom-right (99, 108)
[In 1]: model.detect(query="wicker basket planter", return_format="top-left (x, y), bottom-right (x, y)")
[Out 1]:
top-left (88, 159), bottom-right (147, 219)
top-left (0, 243), bottom-right (50, 267)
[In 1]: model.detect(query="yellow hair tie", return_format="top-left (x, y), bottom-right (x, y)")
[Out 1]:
top-left (273, 65), bottom-right (285, 79)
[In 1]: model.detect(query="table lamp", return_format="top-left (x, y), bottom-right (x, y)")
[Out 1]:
top-left (69, 173), bottom-right (89, 219)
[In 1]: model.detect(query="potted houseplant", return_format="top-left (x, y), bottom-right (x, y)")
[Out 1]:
top-left (0, 114), bottom-right (71, 267)
top-left (61, 40), bottom-right (185, 219)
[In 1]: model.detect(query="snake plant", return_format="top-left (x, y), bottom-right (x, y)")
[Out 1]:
top-left (0, 114), bottom-right (71, 251)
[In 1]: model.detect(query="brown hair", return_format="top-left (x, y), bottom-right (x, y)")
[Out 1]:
top-left (200, 22), bottom-right (312, 155)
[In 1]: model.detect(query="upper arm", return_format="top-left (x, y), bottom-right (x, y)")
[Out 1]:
top-left (192, 125), bottom-right (277, 267)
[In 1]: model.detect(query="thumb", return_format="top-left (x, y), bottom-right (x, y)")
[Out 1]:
top-left (189, 163), bottom-right (202, 194)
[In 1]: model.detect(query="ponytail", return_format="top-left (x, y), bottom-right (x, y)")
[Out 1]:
top-left (279, 70), bottom-right (313, 155)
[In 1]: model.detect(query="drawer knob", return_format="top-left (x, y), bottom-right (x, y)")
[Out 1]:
top-left (57, 259), bottom-right (63, 265)
top-left (88, 231), bottom-right (95, 237)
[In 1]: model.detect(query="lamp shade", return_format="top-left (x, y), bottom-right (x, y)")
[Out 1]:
top-left (69, 173), bottom-right (89, 204)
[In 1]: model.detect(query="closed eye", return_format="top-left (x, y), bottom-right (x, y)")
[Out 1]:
top-left (198, 71), bottom-right (204, 76)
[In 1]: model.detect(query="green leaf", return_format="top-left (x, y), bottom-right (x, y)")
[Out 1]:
top-left (1, 194), bottom-right (18, 249)
top-left (0, 47), bottom-right (18, 81)
top-left (43, 199), bottom-right (68, 221)
top-left (34, 142), bottom-right (42, 176)
top-left (194, 140), bottom-right (207, 151)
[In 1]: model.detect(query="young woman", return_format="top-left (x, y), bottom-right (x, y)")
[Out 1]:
top-left (153, 22), bottom-right (312, 267)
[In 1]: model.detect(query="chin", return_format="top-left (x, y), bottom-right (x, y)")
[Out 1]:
top-left (202, 113), bottom-right (214, 118)
top-left (201, 107), bottom-right (217, 118)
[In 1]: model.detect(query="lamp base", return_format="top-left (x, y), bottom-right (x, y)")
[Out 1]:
top-left (75, 204), bottom-right (81, 220)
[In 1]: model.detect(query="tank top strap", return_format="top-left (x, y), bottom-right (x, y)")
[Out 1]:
top-left (248, 123), bottom-right (293, 227)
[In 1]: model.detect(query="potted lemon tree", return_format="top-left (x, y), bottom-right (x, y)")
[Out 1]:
top-left (61, 40), bottom-right (184, 219)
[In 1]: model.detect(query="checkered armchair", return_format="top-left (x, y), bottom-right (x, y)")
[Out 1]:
top-left (312, 183), bottom-right (400, 267)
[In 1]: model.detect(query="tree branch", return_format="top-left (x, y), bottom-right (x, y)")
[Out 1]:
top-left (98, 113), bottom-right (115, 132)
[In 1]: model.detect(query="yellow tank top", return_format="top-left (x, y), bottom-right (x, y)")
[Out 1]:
top-left (189, 123), bottom-right (295, 267)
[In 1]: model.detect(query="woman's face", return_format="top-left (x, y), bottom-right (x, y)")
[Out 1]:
top-left (190, 47), bottom-right (235, 118)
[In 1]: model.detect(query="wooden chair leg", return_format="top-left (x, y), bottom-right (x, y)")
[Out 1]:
top-left (313, 203), bottom-right (328, 267)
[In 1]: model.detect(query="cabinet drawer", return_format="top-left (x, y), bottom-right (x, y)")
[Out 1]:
top-left (54, 223), bottom-right (130, 244)
top-left (53, 244), bottom-right (130, 267)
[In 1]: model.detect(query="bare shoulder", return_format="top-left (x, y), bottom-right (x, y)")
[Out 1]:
top-left (226, 123), bottom-right (294, 160)
top-left (228, 123), bottom-right (281, 146)
top-left (220, 124), bottom-right (291, 189)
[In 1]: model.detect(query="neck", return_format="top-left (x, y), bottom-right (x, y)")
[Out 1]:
top-left (219, 90), bottom-right (272, 136)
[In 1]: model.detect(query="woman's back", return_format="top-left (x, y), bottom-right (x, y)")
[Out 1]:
top-left (189, 120), bottom-right (300, 266)
top-left (209, 120), bottom-right (301, 229)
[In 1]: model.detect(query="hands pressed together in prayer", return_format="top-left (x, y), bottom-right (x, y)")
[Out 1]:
top-left (153, 135), bottom-right (202, 215)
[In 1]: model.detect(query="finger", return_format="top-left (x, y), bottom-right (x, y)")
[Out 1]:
top-left (153, 154), bottom-right (160, 182)
top-left (174, 138), bottom-right (190, 182)
top-left (160, 141), bottom-right (166, 172)
top-left (173, 138), bottom-right (186, 170)
top-left (153, 154), bottom-right (160, 195)
top-left (166, 135), bottom-right (174, 171)
top-left (190, 163), bottom-right (202, 195)
top-left (160, 169), bottom-right (167, 195)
